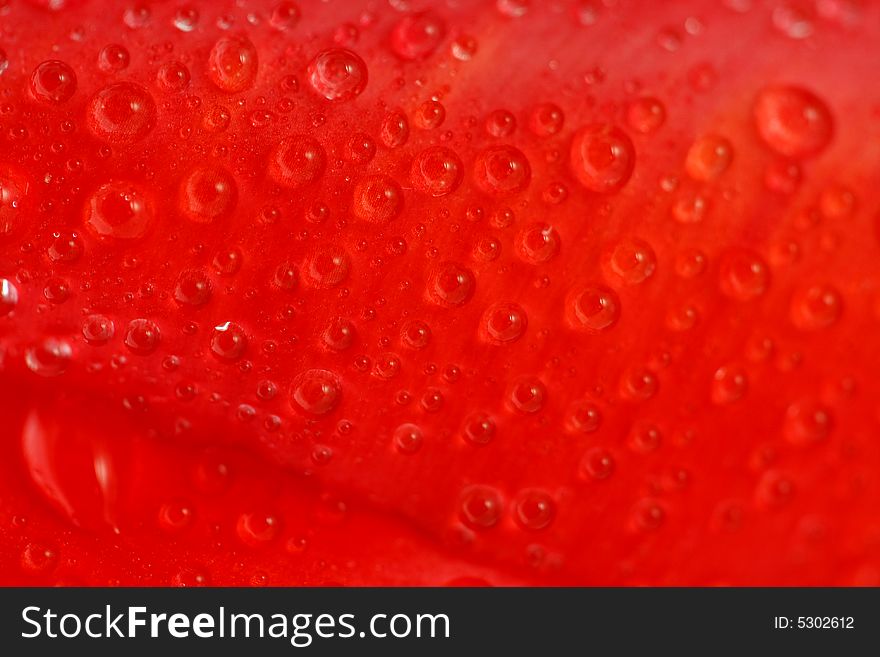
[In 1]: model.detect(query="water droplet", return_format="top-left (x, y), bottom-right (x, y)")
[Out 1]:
top-left (380, 109), bottom-right (409, 147)
top-left (784, 399), bottom-right (833, 445)
top-left (210, 321), bottom-right (247, 361)
top-left (411, 146), bottom-right (462, 196)
top-left (82, 314), bottom-right (114, 345)
top-left (268, 135), bottom-right (326, 188)
top-left (566, 400), bottom-right (602, 433)
top-left (517, 223), bottom-right (560, 263)
top-left (401, 319), bottom-right (431, 349)
top-left (427, 262), bottom-right (475, 307)
top-left (307, 48), bottom-right (367, 101)
top-left (208, 35), bottom-right (258, 92)
top-left (175, 270), bottom-right (213, 306)
top-left (26, 338), bottom-right (73, 376)
top-left (671, 188), bottom-right (709, 224)
top-left (482, 302), bottom-right (527, 344)
top-left (485, 109), bottom-right (516, 137)
top-left (97, 44), bottom-right (129, 73)
top-left (323, 317), bottom-right (356, 351)
top-left (87, 82), bottom-right (156, 143)
top-left (474, 145), bottom-right (532, 199)
top-left (580, 447), bottom-right (615, 480)
top-left (508, 377), bottom-right (546, 413)
top-left (180, 165), bottom-right (237, 223)
top-left (213, 247), bottom-right (242, 276)
top-left (497, 0), bottom-right (529, 18)
top-left (48, 231), bottom-right (83, 263)
top-left (84, 181), bottom-right (154, 239)
top-left (626, 97), bottom-right (666, 134)
top-left (345, 133), bottom-right (376, 163)
top-left (711, 365), bottom-right (748, 404)
top-left (237, 511), bottom-right (280, 546)
top-left (157, 61), bottom-right (190, 92)
top-left (460, 485), bottom-right (502, 529)
top-left (172, 6), bottom-right (199, 32)
top-left (158, 501), bottom-right (194, 532)
top-left (631, 499), bottom-right (666, 531)
top-left (754, 86), bottom-right (833, 158)
top-left (515, 490), bottom-right (555, 530)
top-left (529, 103), bottom-right (565, 136)
top-left (463, 412), bottom-right (495, 445)
top-left (0, 278), bottom-right (20, 316)
top-left (719, 248), bottom-right (769, 301)
top-left (790, 283), bottom-right (842, 330)
top-left (393, 423), bottom-right (423, 454)
top-left (270, 1), bottom-right (300, 31)
top-left (685, 135), bottom-right (733, 181)
top-left (391, 12), bottom-right (446, 60)
top-left (352, 174), bottom-right (403, 222)
top-left (620, 367), bottom-right (658, 401)
top-left (603, 238), bottom-right (656, 285)
top-left (30, 60), bottom-right (77, 104)
top-left (0, 165), bottom-right (31, 237)
top-left (570, 124), bottom-right (636, 193)
top-left (451, 35), bottom-right (478, 61)
top-left (124, 318), bottom-right (160, 355)
top-left (304, 247), bottom-right (350, 288)
top-left (291, 369), bottom-right (341, 416)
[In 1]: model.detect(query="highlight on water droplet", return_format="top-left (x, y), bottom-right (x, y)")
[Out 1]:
top-left (208, 35), bottom-right (259, 93)
top-left (307, 48), bottom-right (367, 101)
top-left (570, 123), bottom-right (636, 193)
top-left (753, 85), bottom-right (833, 159)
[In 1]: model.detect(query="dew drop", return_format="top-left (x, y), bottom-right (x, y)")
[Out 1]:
top-left (391, 12), bottom-right (446, 60)
top-left (517, 223), bottom-right (560, 264)
top-left (784, 399), bottom-right (833, 445)
top-left (174, 270), bottom-right (213, 306)
top-left (411, 146), bottom-right (463, 196)
top-left (580, 447), bottom-right (615, 480)
top-left (508, 377), bottom-right (546, 414)
top-left (427, 262), bottom-right (475, 307)
top-left (180, 165), bottom-right (238, 223)
top-left (352, 174), bottom-right (403, 222)
top-left (485, 109), bottom-right (516, 137)
top-left (719, 248), bottom-right (769, 301)
top-left (685, 134), bottom-right (733, 181)
top-left (566, 400), bottom-right (602, 433)
top-left (87, 82), bottom-right (156, 143)
top-left (26, 338), bottom-right (73, 376)
top-left (0, 278), bottom-right (20, 317)
top-left (603, 238), bottom-right (656, 285)
top-left (291, 369), bottom-right (341, 416)
top-left (270, 2), bottom-right (300, 31)
top-left (304, 247), bottom-right (350, 288)
top-left (753, 86), bottom-right (833, 159)
top-left (474, 145), bottom-right (531, 195)
top-left (82, 314), bottom-right (114, 345)
top-left (98, 44), bottom-right (130, 73)
top-left (393, 423), bottom-right (423, 454)
top-left (210, 322), bottom-right (247, 361)
top-left (208, 35), bottom-right (258, 93)
top-left (307, 48), bottom-right (367, 101)
top-left (570, 123), bottom-right (636, 193)
top-left (323, 317), bottom-right (356, 351)
top-left (482, 302), bottom-right (527, 344)
top-left (84, 181), bottom-right (154, 239)
top-left (401, 320), bottom-right (431, 349)
top-left (30, 60), bottom-right (77, 104)
top-left (237, 512), bottom-right (280, 546)
top-left (380, 109), bottom-right (409, 147)
top-left (515, 490), bottom-right (555, 530)
top-left (124, 318), bottom-right (160, 355)
top-left (711, 365), bottom-right (748, 404)
top-left (463, 412), bottom-right (495, 445)
top-left (626, 97), bottom-right (666, 134)
top-left (0, 165), bottom-right (31, 237)
top-left (529, 103), bottom-right (565, 137)
top-left (790, 283), bottom-right (842, 330)
top-left (268, 135), bottom-right (326, 188)
top-left (460, 485), bottom-right (502, 529)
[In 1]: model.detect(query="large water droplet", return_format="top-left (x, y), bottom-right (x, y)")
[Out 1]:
top-left (0, 165), bottom-right (32, 237)
top-left (26, 338), bottom-right (73, 376)
top-left (474, 145), bottom-right (531, 195)
top-left (208, 35), bottom-right (259, 93)
top-left (754, 86), bottom-right (833, 159)
top-left (180, 165), bottom-right (238, 223)
top-left (459, 485), bottom-right (502, 529)
top-left (570, 124), bottom-right (636, 193)
top-left (84, 181), bottom-right (154, 239)
top-left (210, 321), bottom-right (248, 361)
top-left (307, 48), bottom-right (367, 101)
top-left (268, 136), bottom-right (326, 188)
top-left (482, 302), bottom-right (527, 344)
top-left (411, 146), bottom-right (463, 196)
top-left (87, 82), bottom-right (156, 143)
top-left (30, 60), bottom-right (77, 104)
top-left (427, 262), bottom-right (475, 307)
top-left (291, 369), bottom-right (341, 416)
top-left (124, 319), bottom-right (161, 355)
top-left (390, 12), bottom-right (446, 60)
top-left (566, 285), bottom-right (620, 332)
top-left (352, 174), bottom-right (403, 223)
